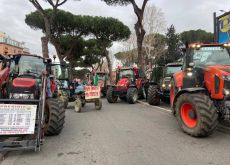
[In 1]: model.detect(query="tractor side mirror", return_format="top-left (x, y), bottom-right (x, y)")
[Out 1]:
top-left (189, 62), bottom-right (195, 68)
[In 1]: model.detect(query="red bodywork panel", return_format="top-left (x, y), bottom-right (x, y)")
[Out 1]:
top-left (116, 78), bottom-right (129, 87)
top-left (12, 78), bottom-right (36, 88)
top-left (173, 71), bottom-right (184, 88)
top-left (136, 78), bottom-right (142, 89)
top-left (204, 65), bottom-right (230, 99)
top-left (50, 79), bottom-right (56, 93)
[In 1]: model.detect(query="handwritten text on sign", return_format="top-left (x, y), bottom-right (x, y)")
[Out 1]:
top-left (85, 86), bottom-right (100, 99)
top-left (0, 104), bottom-right (37, 135)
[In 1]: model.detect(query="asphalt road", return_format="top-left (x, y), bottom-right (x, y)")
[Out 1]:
top-left (1, 99), bottom-right (230, 165)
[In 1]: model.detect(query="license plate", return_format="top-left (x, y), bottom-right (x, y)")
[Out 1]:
top-left (0, 104), bottom-right (37, 135)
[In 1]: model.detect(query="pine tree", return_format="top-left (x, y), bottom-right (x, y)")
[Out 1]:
top-left (165, 25), bottom-right (181, 63)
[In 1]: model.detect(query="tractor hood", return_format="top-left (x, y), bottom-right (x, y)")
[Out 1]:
top-left (12, 78), bottom-right (36, 88)
top-left (117, 78), bottom-right (129, 87)
top-left (206, 65), bottom-right (230, 76)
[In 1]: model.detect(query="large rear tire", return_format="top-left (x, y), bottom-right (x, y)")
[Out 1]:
top-left (175, 93), bottom-right (218, 137)
top-left (106, 87), bottom-right (118, 103)
top-left (44, 98), bottom-right (65, 136)
top-left (148, 85), bottom-right (160, 105)
top-left (126, 88), bottom-right (138, 104)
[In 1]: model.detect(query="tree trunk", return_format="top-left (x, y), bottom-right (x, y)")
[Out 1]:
top-left (105, 50), bottom-right (112, 80)
top-left (135, 23), bottom-right (145, 72)
top-left (51, 38), bottom-right (64, 61)
top-left (69, 62), bottom-right (75, 80)
top-left (41, 36), bottom-right (49, 58)
top-left (130, 0), bottom-right (148, 73)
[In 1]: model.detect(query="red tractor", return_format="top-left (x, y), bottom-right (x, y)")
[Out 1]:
top-left (106, 67), bottom-right (146, 104)
top-left (171, 43), bottom-right (230, 137)
top-left (0, 54), bottom-right (65, 151)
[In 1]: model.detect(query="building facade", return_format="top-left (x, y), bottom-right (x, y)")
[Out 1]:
top-left (0, 32), bottom-right (29, 55)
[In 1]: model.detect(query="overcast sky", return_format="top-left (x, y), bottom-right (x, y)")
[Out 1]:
top-left (0, 0), bottom-right (229, 56)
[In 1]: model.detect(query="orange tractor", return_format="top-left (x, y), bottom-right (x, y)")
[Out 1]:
top-left (106, 67), bottom-right (146, 104)
top-left (171, 43), bottom-right (230, 137)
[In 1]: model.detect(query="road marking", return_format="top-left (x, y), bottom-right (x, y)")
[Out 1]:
top-left (137, 101), bottom-right (172, 113)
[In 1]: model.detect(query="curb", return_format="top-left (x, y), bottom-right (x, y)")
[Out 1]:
top-left (137, 100), bottom-right (230, 135)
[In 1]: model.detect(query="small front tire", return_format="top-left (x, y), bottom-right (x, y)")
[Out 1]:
top-left (126, 88), bottom-right (138, 104)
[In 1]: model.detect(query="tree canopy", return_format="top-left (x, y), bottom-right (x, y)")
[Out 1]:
top-left (180, 29), bottom-right (214, 43)
top-left (158, 24), bottom-right (181, 65)
top-left (25, 9), bottom-right (130, 77)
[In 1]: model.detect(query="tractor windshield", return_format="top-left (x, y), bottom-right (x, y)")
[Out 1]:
top-left (119, 69), bottom-right (134, 79)
top-left (192, 46), bottom-right (230, 66)
top-left (165, 66), bottom-right (182, 77)
top-left (10, 55), bottom-right (45, 76)
top-left (51, 64), bottom-right (69, 80)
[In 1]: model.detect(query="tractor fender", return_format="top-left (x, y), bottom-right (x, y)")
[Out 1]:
top-left (173, 87), bottom-right (206, 107)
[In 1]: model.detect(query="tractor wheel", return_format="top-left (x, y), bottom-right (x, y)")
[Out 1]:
top-left (95, 99), bottom-right (102, 110)
top-left (44, 98), bottom-right (65, 136)
top-left (148, 85), bottom-right (160, 106)
top-left (126, 88), bottom-right (138, 104)
top-left (74, 97), bottom-right (82, 113)
top-left (106, 87), bottom-right (118, 103)
top-left (175, 93), bottom-right (218, 137)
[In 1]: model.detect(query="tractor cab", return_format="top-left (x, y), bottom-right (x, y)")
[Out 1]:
top-left (181, 43), bottom-right (230, 88)
top-left (9, 55), bottom-right (46, 99)
top-left (116, 67), bottom-right (143, 83)
top-left (170, 43), bottom-right (230, 137)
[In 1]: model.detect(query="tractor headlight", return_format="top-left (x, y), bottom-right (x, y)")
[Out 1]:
top-left (223, 89), bottom-right (230, 96)
top-left (187, 72), bottom-right (193, 76)
top-left (168, 83), bottom-right (171, 88)
top-left (162, 84), bottom-right (166, 88)
top-left (222, 75), bottom-right (230, 81)
top-left (10, 93), bottom-right (34, 99)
